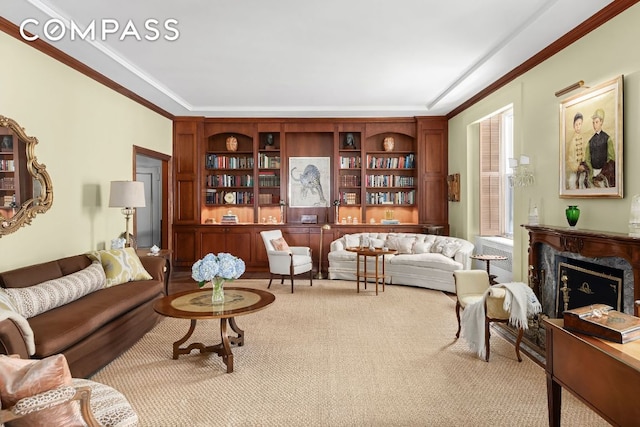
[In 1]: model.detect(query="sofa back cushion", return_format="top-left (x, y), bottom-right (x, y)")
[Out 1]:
top-left (1, 261), bottom-right (106, 318)
top-left (0, 255), bottom-right (91, 289)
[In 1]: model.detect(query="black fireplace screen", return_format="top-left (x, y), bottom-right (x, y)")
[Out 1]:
top-left (556, 259), bottom-right (623, 317)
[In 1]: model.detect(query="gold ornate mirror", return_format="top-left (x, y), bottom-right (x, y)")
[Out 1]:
top-left (0, 115), bottom-right (53, 237)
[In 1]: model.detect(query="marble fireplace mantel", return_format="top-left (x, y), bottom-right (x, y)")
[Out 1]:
top-left (523, 224), bottom-right (640, 316)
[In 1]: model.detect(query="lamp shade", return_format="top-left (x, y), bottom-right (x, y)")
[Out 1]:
top-left (108, 181), bottom-right (146, 208)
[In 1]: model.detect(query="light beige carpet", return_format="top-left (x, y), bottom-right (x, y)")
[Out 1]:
top-left (91, 279), bottom-right (608, 426)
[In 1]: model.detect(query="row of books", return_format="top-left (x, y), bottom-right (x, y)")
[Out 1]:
top-left (205, 154), bottom-right (254, 170)
top-left (204, 189), bottom-right (254, 205)
top-left (0, 177), bottom-right (14, 190)
top-left (258, 154), bottom-right (281, 169)
top-left (365, 175), bottom-right (414, 187)
top-left (206, 174), bottom-right (254, 187)
top-left (366, 154), bottom-right (415, 169)
top-left (340, 174), bottom-right (360, 187)
top-left (366, 190), bottom-right (416, 205)
top-left (339, 156), bottom-right (361, 169)
top-left (339, 192), bottom-right (359, 205)
top-left (0, 159), bottom-right (15, 171)
top-left (3, 195), bottom-right (14, 207)
top-left (258, 193), bottom-right (279, 204)
top-left (258, 172), bottom-right (280, 187)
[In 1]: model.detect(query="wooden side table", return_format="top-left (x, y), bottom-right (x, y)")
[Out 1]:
top-left (137, 249), bottom-right (173, 295)
top-left (346, 247), bottom-right (397, 295)
top-left (470, 254), bottom-right (507, 285)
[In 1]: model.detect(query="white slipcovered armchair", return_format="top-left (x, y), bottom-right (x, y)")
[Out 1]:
top-left (260, 230), bottom-right (313, 293)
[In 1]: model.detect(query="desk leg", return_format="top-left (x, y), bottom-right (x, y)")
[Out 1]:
top-left (363, 255), bottom-right (367, 290)
top-left (547, 373), bottom-right (561, 427)
top-left (374, 255), bottom-right (379, 296)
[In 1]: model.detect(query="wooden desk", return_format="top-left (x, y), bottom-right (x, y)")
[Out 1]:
top-left (543, 318), bottom-right (640, 426)
top-left (346, 247), bottom-right (397, 295)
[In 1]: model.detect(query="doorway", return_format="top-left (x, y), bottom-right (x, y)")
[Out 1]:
top-left (133, 146), bottom-right (171, 250)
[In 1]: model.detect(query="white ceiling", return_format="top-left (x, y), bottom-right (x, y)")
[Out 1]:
top-left (4, 0), bottom-right (613, 118)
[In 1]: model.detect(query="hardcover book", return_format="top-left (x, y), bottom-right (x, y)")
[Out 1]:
top-left (564, 304), bottom-right (640, 344)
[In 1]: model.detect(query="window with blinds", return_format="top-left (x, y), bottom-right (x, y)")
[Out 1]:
top-left (479, 108), bottom-right (513, 237)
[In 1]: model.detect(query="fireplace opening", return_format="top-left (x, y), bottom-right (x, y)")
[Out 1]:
top-left (555, 257), bottom-right (623, 317)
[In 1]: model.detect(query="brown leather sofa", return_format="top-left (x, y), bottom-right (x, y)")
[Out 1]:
top-left (0, 254), bottom-right (166, 378)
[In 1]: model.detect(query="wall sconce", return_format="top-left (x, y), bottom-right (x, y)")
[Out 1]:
top-left (315, 224), bottom-right (331, 279)
top-left (555, 80), bottom-right (586, 97)
top-left (508, 155), bottom-right (534, 187)
top-left (109, 181), bottom-right (146, 247)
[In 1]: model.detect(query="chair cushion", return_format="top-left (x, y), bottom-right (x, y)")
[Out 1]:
top-left (389, 253), bottom-right (462, 272)
top-left (1, 262), bottom-right (106, 318)
top-left (458, 294), bottom-right (483, 309)
top-left (270, 237), bottom-right (290, 252)
top-left (386, 236), bottom-right (416, 254)
top-left (86, 248), bottom-right (152, 287)
top-left (0, 354), bottom-right (82, 427)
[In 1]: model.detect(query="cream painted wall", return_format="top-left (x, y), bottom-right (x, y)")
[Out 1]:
top-left (448, 3), bottom-right (640, 281)
top-left (0, 32), bottom-right (172, 271)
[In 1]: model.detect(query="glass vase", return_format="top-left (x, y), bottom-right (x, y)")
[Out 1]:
top-left (565, 205), bottom-right (580, 228)
top-left (211, 277), bottom-right (225, 304)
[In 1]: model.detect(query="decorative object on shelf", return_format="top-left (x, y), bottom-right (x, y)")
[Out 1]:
top-left (225, 135), bottom-right (238, 152)
top-left (559, 75), bottom-right (623, 198)
top-left (343, 133), bottom-right (356, 149)
top-left (508, 155), bottom-right (534, 187)
top-left (224, 192), bottom-right (236, 204)
top-left (279, 199), bottom-right (286, 223)
top-left (565, 205), bottom-right (580, 228)
top-left (447, 173), bottom-right (460, 201)
top-left (629, 194), bottom-right (640, 237)
top-left (191, 252), bottom-right (246, 305)
top-left (383, 136), bottom-right (395, 152)
top-left (109, 181), bottom-right (146, 248)
top-left (221, 210), bottom-right (238, 224)
top-left (315, 224), bottom-right (331, 279)
top-left (264, 133), bottom-right (275, 149)
top-left (333, 199), bottom-right (340, 224)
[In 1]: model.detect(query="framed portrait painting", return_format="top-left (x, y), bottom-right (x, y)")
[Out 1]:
top-left (288, 157), bottom-right (331, 207)
top-left (559, 75), bottom-right (623, 198)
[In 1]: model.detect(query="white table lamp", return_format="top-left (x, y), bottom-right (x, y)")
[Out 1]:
top-left (109, 181), bottom-right (146, 247)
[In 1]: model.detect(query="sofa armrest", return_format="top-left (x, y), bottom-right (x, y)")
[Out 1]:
top-left (453, 240), bottom-right (475, 270)
top-left (139, 256), bottom-right (166, 283)
top-left (290, 246), bottom-right (311, 257)
top-left (0, 318), bottom-right (30, 358)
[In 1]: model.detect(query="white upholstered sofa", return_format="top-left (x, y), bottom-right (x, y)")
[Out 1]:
top-left (328, 233), bottom-right (474, 293)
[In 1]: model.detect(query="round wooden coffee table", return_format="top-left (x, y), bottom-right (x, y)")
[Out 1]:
top-left (153, 287), bottom-right (275, 373)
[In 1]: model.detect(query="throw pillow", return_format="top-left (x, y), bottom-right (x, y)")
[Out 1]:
top-left (386, 237), bottom-right (415, 254)
top-left (413, 241), bottom-right (434, 254)
top-left (86, 247), bottom-right (152, 287)
top-left (270, 237), bottom-right (290, 252)
top-left (3, 261), bottom-right (106, 319)
top-left (441, 240), bottom-right (462, 258)
top-left (0, 354), bottom-right (83, 427)
top-left (344, 235), bottom-right (360, 249)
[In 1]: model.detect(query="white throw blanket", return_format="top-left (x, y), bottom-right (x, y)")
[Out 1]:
top-left (0, 290), bottom-right (36, 355)
top-left (461, 282), bottom-right (541, 360)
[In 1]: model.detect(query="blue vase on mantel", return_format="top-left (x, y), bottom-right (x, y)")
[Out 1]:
top-left (566, 205), bottom-right (580, 228)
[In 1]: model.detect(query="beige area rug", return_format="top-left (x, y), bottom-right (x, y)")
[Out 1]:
top-left (91, 279), bottom-right (607, 427)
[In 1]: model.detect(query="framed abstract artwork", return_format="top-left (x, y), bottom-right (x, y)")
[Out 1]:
top-left (559, 75), bottom-right (623, 198)
top-left (288, 157), bottom-right (331, 207)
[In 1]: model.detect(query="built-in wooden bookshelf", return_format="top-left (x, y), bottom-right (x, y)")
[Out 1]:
top-left (172, 117), bottom-right (448, 269)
